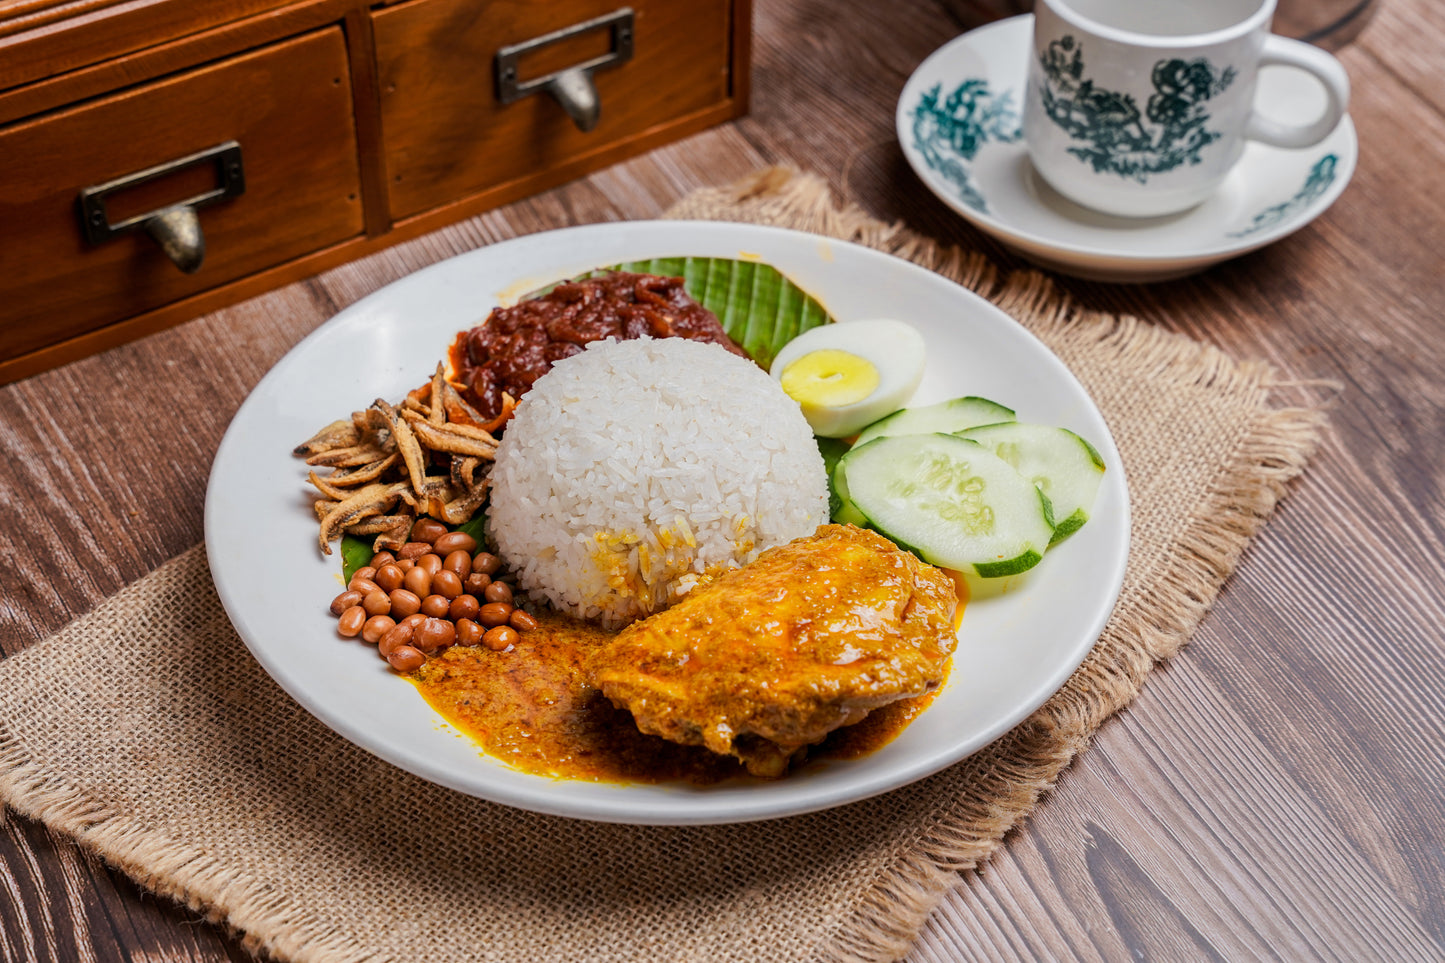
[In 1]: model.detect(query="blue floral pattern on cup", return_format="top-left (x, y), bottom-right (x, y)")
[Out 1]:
top-left (911, 80), bottom-right (1021, 213)
top-left (1037, 36), bottom-right (1236, 182)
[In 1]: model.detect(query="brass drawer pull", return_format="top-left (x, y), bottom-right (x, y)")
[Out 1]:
top-left (77, 141), bottom-right (245, 274)
top-left (495, 8), bottom-right (635, 132)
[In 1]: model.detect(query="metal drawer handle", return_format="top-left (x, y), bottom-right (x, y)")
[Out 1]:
top-left (77, 141), bottom-right (245, 274)
top-left (495, 8), bottom-right (635, 132)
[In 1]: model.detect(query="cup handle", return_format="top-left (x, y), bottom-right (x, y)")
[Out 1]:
top-left (1243, 36), bottom-right (1351, 149)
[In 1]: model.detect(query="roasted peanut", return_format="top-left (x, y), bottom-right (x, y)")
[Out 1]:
top-left (362, 589), bottom-right (392, 617)
top-left (454, 618), bottom-right (483, 647)
top-left (483, 625), bottom-right (518, 651)
top-left (402, 566), bottom-right (432, 598)
top-left (374, 563), bottom-right (405, 593)
top-left (378, 620), bottom-right (415, 657)
top-left (337, 606), bottom-right (367, 637)
top-left (330, 589), bottom-right (363, 616)
top-left (361, 614), bottom-right (396, 644)
top-left (413, 617), bottom-right (456, 653)
top-left (431, 569), bottom-right (463, 600)
top-left (449, 594), bottom-right (481, 622)
top-left (443, 550), bottom-right (472, 580)
top-left (433, 531), bottom-right (477, 556)
top-left (349, 576), bottom-right (380, 596)
top-left (389, 588), bottom-right (422, 619)
top-left (411, 518), bottom-right (448, 544)
top-left (387, 645), bottom-right (426, 672)
top-left (398, 541), bottom-right (433, 560)
top-left (479, 602), bottom-right (513, 628)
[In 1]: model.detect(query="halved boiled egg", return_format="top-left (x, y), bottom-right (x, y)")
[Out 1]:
top-left (769, 319), bottom-right (926, 437)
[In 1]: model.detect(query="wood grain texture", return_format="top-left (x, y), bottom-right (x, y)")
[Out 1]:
top-left (374, 0), bottom-right (733, 219)
top-left (0, 0), bottom-right (354, 124)
top-left (0, 26), bottom-right (363, 360)
top-left (0, 0), bottom-right (1441, 961)
top-left (0, 0), bottom-right (296, 90)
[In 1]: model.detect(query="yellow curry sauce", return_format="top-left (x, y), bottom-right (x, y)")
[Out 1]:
top-left (408, 583), bottom-right (966, 786)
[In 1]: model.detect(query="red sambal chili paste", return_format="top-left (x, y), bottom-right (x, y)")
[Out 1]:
top-left (448, 272), bottom-right (749, 420)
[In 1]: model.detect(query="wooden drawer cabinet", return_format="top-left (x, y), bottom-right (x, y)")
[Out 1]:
top-left (376, 0), bottom-right (732, 221)
top-left (0, 27), bottom-right (363, 363)
top-left (0, 0), bottom-right (750, 383)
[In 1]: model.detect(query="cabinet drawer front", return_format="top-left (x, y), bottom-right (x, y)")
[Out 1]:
top-left (0, 26), bottom-right (363, 362)
top-left (375, 0), bottom-right (732, 220)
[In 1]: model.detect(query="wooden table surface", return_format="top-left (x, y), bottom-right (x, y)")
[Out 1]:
top-left (2, 1), bottom-right (1442, 960)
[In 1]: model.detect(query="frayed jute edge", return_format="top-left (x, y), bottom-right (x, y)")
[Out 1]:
top-left (0, 550), bottom-right (388, 963)
top-left (667, 167), bottom-right (1332, 963)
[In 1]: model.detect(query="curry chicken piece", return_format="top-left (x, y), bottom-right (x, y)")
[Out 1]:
top-left (588, 524), bottom-right (959, 777)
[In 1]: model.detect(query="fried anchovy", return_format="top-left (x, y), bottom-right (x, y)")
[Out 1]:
top-left (428, 364), bottom-right (447, 428)
top-left (304, 442), bottom-right (393, 468)
top-left (407, 419), bottom-right (498, 459)
top-left (437, 486), bottom-right (489, 526)
top-left (316, 481), bottom-right (408, 554)
top-left (324, 453), bottom-right (401, 488)
top-left (294, 419), bottom-right (360, 457)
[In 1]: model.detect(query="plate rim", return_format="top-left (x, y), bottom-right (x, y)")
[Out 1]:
top-left (895, 14), bottom-right (1359, 272)
top-left (205, 219), bottom-right (1131, 824)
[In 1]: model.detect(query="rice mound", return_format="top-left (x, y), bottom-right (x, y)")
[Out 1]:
top-left (487, 337), bottom-right (829, 627)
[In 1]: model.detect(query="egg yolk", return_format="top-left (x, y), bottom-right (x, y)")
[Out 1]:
top-left (779, 349), bottom-right (880, 407)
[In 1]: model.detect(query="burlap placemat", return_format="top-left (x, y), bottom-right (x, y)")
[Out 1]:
top-left (0, 168), bottom-right (1326, 963)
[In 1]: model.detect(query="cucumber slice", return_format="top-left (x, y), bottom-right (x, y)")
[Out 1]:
top-left (853, 396), bottom-right (1015, 447)
top-left (840, 433), bottom-right (1054, 577)
top-left (957, 423), bottom-right (1105, 545)
top-left (830, 463), bottom-right (869, 526)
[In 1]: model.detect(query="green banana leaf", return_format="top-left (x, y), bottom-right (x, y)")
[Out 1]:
top-left (340, 535), bottom-right (375, 585)
top-left (539, 257), bottom-right (834, 371)
top-left (815, 436), bottom-right (851, 519)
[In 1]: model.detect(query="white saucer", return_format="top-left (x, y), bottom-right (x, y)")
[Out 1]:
top-left (896, 15), bottom-right (1357, 282)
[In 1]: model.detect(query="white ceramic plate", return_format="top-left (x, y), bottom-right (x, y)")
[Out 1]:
top-left (206, 220), bottom-right (1130, 825)
top-left (897, 15), bottom-right (1357, 282)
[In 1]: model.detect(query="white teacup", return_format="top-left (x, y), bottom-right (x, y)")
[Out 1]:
top-left (1022, 0), bottom-right (1350, 217)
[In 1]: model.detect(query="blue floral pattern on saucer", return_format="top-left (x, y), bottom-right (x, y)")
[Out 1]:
top-left (1229, 155), bottom-right (1339, 237)
top-left (910, 80), bottom-right (1021, 213)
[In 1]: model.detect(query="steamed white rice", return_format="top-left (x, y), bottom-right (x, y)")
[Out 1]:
top-left (487, 337), bottom-right (829, 627)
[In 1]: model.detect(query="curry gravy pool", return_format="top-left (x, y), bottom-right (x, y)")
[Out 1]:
top-left (407, 600), bottom-right (962, 786)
